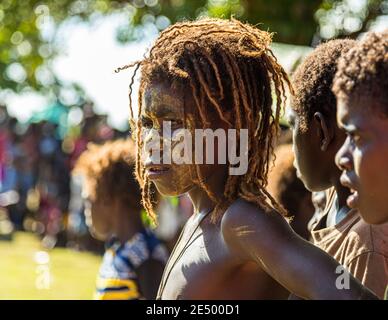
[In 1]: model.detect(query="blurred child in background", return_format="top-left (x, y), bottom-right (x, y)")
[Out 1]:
top-left (74, 139), bottom-right (168, 299)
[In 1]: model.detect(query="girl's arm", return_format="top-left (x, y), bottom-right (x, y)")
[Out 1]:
top-left (221, 199), bottom-right (378, 300)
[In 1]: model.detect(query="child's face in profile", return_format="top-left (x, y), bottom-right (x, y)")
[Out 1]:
top-left (141, 81), bottom-right (208, 196)
top-left (288, 106), bottom-right (345, 193)
top-left (336, 93), bottom-right (388, 224)
top-left (287, 108), bottom-right (321, 191)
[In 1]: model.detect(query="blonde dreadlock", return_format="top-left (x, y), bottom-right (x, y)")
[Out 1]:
top-left (117, 18), bottom-right (292, 224)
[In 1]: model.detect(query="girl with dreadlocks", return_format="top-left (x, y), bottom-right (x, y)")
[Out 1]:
top-left (118, 18), bottom-right (377, 299)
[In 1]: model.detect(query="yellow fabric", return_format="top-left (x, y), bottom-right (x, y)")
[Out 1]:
top-left (94, 290), bottom-right (139, 300)
top-left (96, 278), bottom-right (138, 291)
top-left (94, 278), bottom-right (140, 300)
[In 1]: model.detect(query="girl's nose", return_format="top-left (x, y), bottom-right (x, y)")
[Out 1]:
top-left (144, 128), bottom-right (161, 144)
top-left (143, 128), bottom-right (164, 160)
top-left (335, 141), bottom-right (353, 171)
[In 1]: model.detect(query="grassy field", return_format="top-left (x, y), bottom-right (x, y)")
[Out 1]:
top-left (0, 232), bottom-right (101, 300)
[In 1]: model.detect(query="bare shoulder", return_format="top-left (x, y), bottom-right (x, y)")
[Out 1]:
top-left (221, 198), bottom-right (297, 257)
top-left (221, 198), bottom-right (290, 237)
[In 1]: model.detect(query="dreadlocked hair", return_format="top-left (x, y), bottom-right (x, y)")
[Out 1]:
top-left (117, 18), bottom-right (292, 224)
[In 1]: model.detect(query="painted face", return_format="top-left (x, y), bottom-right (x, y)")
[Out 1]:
top-left (141, 81), bottom-right (219, 197)
top-left (336, 93), bottom-right (388, 225)
top-left (287, 107), bottom-right (321, 191)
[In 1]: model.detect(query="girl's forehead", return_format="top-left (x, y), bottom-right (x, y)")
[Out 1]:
top-left (142, 81), bottom-right (192, 115)
top-left (144, 85), bottom-right (182, 106)
top-left (144, 96), bottom-right (182, 114)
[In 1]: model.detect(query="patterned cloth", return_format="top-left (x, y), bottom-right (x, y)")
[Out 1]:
top-left (94, 229), bottom-right (168, 300)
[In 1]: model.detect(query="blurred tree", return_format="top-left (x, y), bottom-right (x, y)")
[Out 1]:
top-left (0, 0), bottom-right (387, 93)
top-left (315, 0), bottom-right (387, 41)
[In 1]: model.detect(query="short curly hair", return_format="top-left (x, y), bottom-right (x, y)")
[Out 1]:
top-left (73, 139), bottom-right (142, 211)
top-left (291, 39), bottom-right (356, 131)
top-left (333, 31), bottom-right (388, 115)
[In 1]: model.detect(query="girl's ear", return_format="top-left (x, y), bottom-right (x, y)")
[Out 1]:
top-left (313, 112), bottom-right (334, 152)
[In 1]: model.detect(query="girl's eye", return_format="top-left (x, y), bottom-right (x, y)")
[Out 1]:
top-left (347, 132), bottom-right (361, 145)
top-left (141, 117), bottom-right (153, 129)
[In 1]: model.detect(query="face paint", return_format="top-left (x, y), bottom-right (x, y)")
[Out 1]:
top-left (141, 82), bottom-right (199, 196)
top-left (141, 80), bottom-right (229, 197)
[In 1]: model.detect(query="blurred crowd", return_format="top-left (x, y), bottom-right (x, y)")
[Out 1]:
top-left (0, 102), bottom-right (129, 251)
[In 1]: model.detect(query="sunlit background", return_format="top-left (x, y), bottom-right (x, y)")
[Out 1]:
top-left (0, 0), bottom-right (387, 299)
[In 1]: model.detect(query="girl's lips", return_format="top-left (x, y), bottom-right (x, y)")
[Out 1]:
top-left (340, 174), bottom-right (360, 209)
top-left (145, 165), bottom-right (171, 179)
top-left (347, 190), bottom-right (359, 209)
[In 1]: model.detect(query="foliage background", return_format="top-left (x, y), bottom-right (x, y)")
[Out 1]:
top-left (1, 0), bottom-right (387, 94)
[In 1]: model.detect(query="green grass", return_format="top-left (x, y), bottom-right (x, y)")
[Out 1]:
top-left (0, 232), bottom-right (101, 300)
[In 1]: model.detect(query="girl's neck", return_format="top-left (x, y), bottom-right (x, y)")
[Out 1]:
top-left (188, 165), bottom-right (228, 216)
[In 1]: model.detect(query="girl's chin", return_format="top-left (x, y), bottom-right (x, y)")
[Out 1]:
top-left (346, 190), bottom-right (359, 209)
top-left (154, 182), bottom-right (193, 197)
